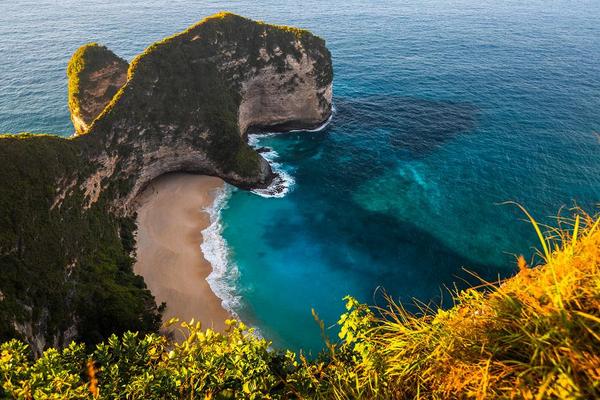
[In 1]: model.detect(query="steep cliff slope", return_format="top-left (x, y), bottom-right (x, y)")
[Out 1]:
top-left (0, 13), bottom-right (333, 354)
top-left (80, 12), bottom-right (332, 212)
top-left (0, 134), bottom-right (161, 354)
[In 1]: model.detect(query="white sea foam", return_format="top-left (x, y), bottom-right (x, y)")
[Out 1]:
top-left (250, 139), bottom-right (296, 198)
top-left (249, 107), bottom-right (335, 198)
top-left (289, 107), bottom-right (335, 133)
top-left (201, 185), bottom-right (241, 317)
top-left (202, 108), bottom-right (336, 324)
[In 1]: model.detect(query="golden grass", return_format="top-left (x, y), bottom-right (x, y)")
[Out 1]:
top-left (365, 208), bottom-right (600, 399)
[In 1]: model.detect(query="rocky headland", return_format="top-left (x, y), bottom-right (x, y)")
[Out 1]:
top-left (67, 44), bottom-right (129, 135)
top-left (0, 12), bottom-right (332, 354)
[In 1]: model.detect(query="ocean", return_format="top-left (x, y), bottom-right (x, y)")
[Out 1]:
top-left (1, 0), bottom-right (599, 352)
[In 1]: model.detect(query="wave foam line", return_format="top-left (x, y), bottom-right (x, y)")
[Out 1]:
top-left (250, 107), bottom-right (335, 198)
top-left (289, 107), bottom-right (335, 133)
top-left (201, 185), bottom-right (266, 339)
top-left (201, 185), bottom-right (241, 318)
top-left (248, 132), bottom-right (295, 198)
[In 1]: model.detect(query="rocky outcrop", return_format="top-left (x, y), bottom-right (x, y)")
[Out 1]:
top-left (67, 44), bottom-right (128, 135)
top-left (0, 13), bottom-right (332, 352)
top-left (72, 12), bottom-right (332, 213)
top-left (238, 45), bottom-right (332, 135)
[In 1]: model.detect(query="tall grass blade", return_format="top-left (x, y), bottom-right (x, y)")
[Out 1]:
top-left (502, 201), bottom-right (551, 261)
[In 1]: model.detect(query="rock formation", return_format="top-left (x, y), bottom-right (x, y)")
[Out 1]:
top-left (67, 44), bottom-right (128, 135)
top-left (0, 12), bottom-right (333, 354)
top-left (75, 12), bottom-right (333, 213)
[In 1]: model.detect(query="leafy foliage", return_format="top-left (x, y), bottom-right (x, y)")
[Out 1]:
top-left (0, 134), bottom-right (161, 350)
top-left (2, 209), bottom-right (598, 399)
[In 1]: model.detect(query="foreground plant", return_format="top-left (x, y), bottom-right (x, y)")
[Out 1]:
top-left (354, 207), bottom-right (600, 399)
top-left (1, 208), bottom-right (598, 399)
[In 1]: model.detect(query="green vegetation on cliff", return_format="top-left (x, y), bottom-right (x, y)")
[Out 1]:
top-left (0, 133), bottom-right (161, 349)
top-left (67, 44), bottom-right (128, 135)
top-left (92, 12), bottom-right (331, 181)
top-left (1, 209), bottom-right (598, 399)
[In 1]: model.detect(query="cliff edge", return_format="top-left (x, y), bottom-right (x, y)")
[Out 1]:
top-left (67, 44), bottom-right (128, 135)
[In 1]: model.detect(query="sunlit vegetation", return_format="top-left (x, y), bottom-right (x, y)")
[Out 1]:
top-left (67, 43), bottom-right (128, 134)
top-left (2, 208), bottom-right (597, 399)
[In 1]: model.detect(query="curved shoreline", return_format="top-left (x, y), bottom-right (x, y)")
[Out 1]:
top-left (202, 185), bottom-right (242, 317)
top-left (132, 117), bottom-right (335, 338)
top-left (248, 109), bottom-right (334, 198)
top-left (133, 173), bottom-right (230, 339)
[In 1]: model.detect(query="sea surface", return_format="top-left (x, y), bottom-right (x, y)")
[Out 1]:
top-left (1, 0), bottom-right (599, 352)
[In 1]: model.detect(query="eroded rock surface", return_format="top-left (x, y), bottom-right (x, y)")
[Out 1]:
top-left (76, 12), bottom-right (332, 212)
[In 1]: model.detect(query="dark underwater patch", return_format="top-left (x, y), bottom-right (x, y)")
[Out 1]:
top-left (334, 95), bottom-right (478, 157)
top-left (258, 185), bottom-right (503, 311)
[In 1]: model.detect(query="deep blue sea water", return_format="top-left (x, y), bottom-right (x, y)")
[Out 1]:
top-left (1, 0), bottom-right (599, 352)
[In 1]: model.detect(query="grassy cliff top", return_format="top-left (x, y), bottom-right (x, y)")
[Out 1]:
top-left (96, 11), bottom-right (329, 127)
top-left (87, 12), bottom-right (331, 181)
top-left (128, 12), bottom-right (318, 73)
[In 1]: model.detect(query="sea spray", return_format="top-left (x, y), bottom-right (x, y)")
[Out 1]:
top-left (202, 112), bottom-right (336, 309)
top-left (289, 108), bottom-right (334, 133)
top-left (201, 185), bottom-right (241, 317)
top-left (200, 184), bottom-right (267, 341)
top-left (202, 109), bottom-right (336, 336)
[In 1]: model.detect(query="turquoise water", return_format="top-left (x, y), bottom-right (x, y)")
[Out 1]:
top-left (2, 1), bottom-right (599, 352)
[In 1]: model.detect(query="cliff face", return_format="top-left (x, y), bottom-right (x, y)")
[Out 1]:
top-left (0, 13), bottom-right (332, 354)
top-left (78, 12), bottom-right (332, 212)
top-left (67, 44), bottom-right (128, 135)
top-left (0, 134), bottom-right (162, 356)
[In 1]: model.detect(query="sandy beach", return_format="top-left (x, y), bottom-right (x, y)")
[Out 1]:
top-left (134, 173), bottom-right (230, 338)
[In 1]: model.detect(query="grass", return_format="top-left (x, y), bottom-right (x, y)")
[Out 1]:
top-left (359, 207), bottom-right (600, 399)
top-left (1, 207), bottom-right (597, 399)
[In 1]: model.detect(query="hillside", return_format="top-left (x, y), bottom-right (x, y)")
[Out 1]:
top-left (1, 209), bottom-right (597, 399)
top-left (0, 133), bottom-right (161, 353)
top-left (67, 43), bottom-right (128, 135)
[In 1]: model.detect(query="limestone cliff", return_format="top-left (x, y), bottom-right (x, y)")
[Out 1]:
top-left (0, 13), bottom-right (332, 354)
top-left (76, 12), bottom-right (333, 213)
top-left (67, 44), bottom-right (128, 135)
